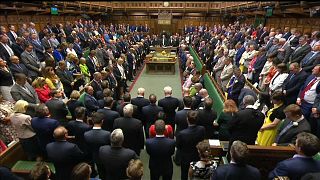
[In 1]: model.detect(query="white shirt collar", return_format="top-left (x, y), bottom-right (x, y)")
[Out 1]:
top-left (93, 127), bottom-right (101, 129)
top-left (156, 135), bottom-right (165, 137)
top-left (246, 105), bottom-right (255, 109)
top-left (104, 107), bottom-right (111, 110)
top-left (76, 119), bottom-right (83, 122)
top-left (137, 95), bottom-right (144, 98)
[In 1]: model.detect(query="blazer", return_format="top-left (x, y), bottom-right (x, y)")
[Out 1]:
top-left (228, 107), bottom-right (264, 145)
top-left (269, 156), bottom-right (320, 180)
top-left (227, 74), bottom-right (246, 100)
top-left (300, 52), bottom-right (320, 73)
top-left (11, 43), bottom-right (24, 58)
top-left (131, 96), bottom-right (150, 122)
top-left (20, 50), bottom-right (40, 77)
top-left (84, 128), bottom-right (110, 163)
top-left (99, 146), bottom-right (137, 180)
top-left (66, 100), bottom-right (84, 120)
top-left (212, 163), bottom-right (261, 180)
top-left (56, 68), bottom-right (74, 94)
top-left (10, 82), bottom-right (40, 105)
top-left (289, 44), bottom-right (312, 64)
top-left (145, 137), bottom-right (176, 174)
top-left (66, 120), bottom-right (92, 154)
top-left (0, 43), bottom-right (12, 63)
top-left (175, 108), bottom-right (192, 135)
top-left (282, 70), bottom-right (308, 105)
top-left (31, 117), bottom-right (59, 152)
top-left (276, 118), bottom-right (311, 145)
top-left (9, 63), bottom-right (29, 77)
top-left (0, 68), bottom-right (14, 87)
top-left (197, 108), bottom-right (217, 139)
top-left (176, 125), bottom-right (205, 163)
top-left (158, 96), bottom-right (180, 124)
top-left (142, 104), bottom-right (163, 128)
top-left (30, 40), bottom-right (45, 61)
top-left (84, 93), bottom-right (100, 115)
top-left (86, 56), bottom-right (97, 76)
top-left (90, 80), bottom-right (103, 100)
top-left (73, 43), bottom-right (83, 58)
top-left (46, 141), bottom-right (84, 180)
top-left (97, 108), bottom-right (120, 132)
top-left (45, 98), bottom-right (69, 123)
top-left (113, 117), bottom-right (144, 155)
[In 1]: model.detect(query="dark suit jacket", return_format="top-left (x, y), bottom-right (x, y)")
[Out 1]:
top-left (56, 68), bottom-right (74, 95)
top-left (73, 43), bottom-right (83, 58)
top-left (269, 156), bottom-right (320, 180)
top-left (66, 120), bottom-right (92, 154)
top-left (175, 109), bottom-right (192, 135)
top-left (46, 141), bottom-right (84, 180)
top-left (45, 98), bottom-right (69, 123)
top-left (131, 96), bottom-right (150, 122)
top-left (86, 56), bottom-right (97, 76)
top-left (301, 52), bottom-right (320, 73)
top-left (142, 104), bottom-right (163, 128)
top-left (276, 118), bottom-right (311, 145)
top-left (66, 100), bottom-right (84, 120)
top-left (20, 51), bottom-right (41, 78)
top-left (282, 70), bottom-right (308, 105)
top-left (84, 93), bottom-right (100, 115)
top-left (289, 44), bottom-right (312, 64)
top-left (197, 108), bottom-right (217, 139)
top-left (9, 63), bottom-right (29, 77)
top-left (212, 163), bottom-right (261, 180)
top-left (97, 108), bottom-right (120, 132)
top-left (145, 137), bottom-right (175, 174)
top-left (31, 117), bottom-right (59, 152)
top-left (228, 74), bottom-right (246, 101)
top-left (31, 40), bottom-right (45, 61)
top-left (228, 107), bottom-right (264, 145)
top-left (158, 96), bottom-right (180, 124)
top-left (84, 128), bottom-right (110, 163)
top-left (10, 82), bottom-right (40, 105)
top-left (113, 117), bottom-right (144, 155)
top-left (90, 80), bottom-right (103, 100)
top-left (0, 43), bottom-right (12, 63)
top-left (99, 146), bottom-right (137, 180)
top-left (11, 43), bottom-right (24, 58)
top-left (176, 125), bottom-right (205, 163)
top-left (0, 166), bottom-right (23, 180)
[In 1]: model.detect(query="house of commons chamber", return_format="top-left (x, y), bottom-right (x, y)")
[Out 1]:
top-left (1, 1), bottom-right (320, 180)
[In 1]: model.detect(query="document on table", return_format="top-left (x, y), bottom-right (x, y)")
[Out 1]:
top-left (209, 139), bottom-right (221, 146)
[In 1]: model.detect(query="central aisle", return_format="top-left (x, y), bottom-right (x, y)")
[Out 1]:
top-left (129, 62), bottom-right (182, 180)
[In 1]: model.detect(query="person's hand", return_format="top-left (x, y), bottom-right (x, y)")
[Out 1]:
top-left (312, 107), bottom-right (318, 114)
top-left (296, 99), bottom-right (301, 106)
top-left (71, 82), bottom-right (75, 86)
top-left (272, 143), bottom-right (277, 146)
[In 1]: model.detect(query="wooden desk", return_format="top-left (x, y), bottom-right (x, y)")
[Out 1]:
top-left (0, 141), bottom-right (26, 168)
top-left (210, 143), bottom-right (296, 179)
top-left (146, 61), bottom-right (176, 75)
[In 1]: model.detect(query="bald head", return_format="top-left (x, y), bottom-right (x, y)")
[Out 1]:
top-left (53, 126), bottom-right (68, 141)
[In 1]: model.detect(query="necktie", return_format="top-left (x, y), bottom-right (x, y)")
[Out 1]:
top-left (289, 74), bottom-right (295, 81)
top-left (303, 52), bottom-right (317, 65)
top-left (276, 121), bottom-right (293, 143)
top-left (16, 64), bottom-right (22, 70)
top-left (300, 77), bottom-right (318, 100)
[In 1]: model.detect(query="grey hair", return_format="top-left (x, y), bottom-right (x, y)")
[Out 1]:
top-left (110, 128), bottom-right (124, 147)
top-left (243, 95), bottom-right (255, 106)
top-left (137, 88), bottom-right (145, 95)
top-left (163, 86), bottom-right (172, 95)
top-left (123, 104), bottom-right (134, 117)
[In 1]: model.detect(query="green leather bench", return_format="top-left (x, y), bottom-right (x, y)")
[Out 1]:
top-left (12, 160), bottom-right (55, 174)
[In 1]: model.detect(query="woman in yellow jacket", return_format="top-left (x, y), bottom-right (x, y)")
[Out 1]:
top-left (257, 91), bottom-right (286, 146)
top-left (42, 66), bottom-right (64, 92)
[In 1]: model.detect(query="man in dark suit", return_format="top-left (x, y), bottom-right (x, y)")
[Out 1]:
top-left (176, 111), bottom-right (205, 180)
top-left (46, 126), bottom-right (84, 180)
top-left (0, 35), bottom-right (15, 64)
top-left (282, 27), bottom-right (292, 40)
top-left (31, 104), bottom-right (60, 157)
top-left (84, 86), bottom-right (100, 116)
top-left (86, 50), bottom-right (99, 78)
top-left (252, 49), bottom-right (267, 84)
top-left (269, 132), bottom-right (320, 180)
top-left (8, 55), bottom-right (30, 79)
top-left (212, 141), bottom-right (261, 180)
top-left (45, 90), bottom-right (69, 125)
top-left (227, 67), bottom-right (246, 106)
top-left (228, 95), bottom-right (264, 147)
top-left (113, 104), bottom-right (144, 156)
top-left (11, 37), bottom-right (25, 58)
top-left (175, 96), bottom-right (193, 136)
top-left (142, 94), bottom-right (163, 138)
top-left (300, 43), bottom-right (320, 74)
top-left (84, 112), bottom-right (110, 180)
top-left (289, 35), bottom-right (312, 64)
top-left (99, 128), bottom-right (138, 180)
top-left (97, 97), bottom-right (120, 132)
top-left (146, 120), bottom-right (175, 180)
top-left (197, 97), bottom-right (217, 139)
top-left (158, 86), bottom-right (180, 132)
top-left (282, 63), bottom-right (308, 105)
top-left (73, 38), bottom-right (83, 58)
top-left (66, 106), bottom-right (92, 155)
top-left (274, 104), bottom-right (311, 146)
top-left (90, 72), bottom-right (104, 100)
top-left (30, 33), bottom-right (45, 62)
top-left (56, 61), bottom-right (75, 98)
top-left (131, 87), bottom-right (150, 125)
top-left (296, 65), bottom-right (320, 120)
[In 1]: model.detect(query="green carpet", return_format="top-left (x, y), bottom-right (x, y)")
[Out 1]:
top-left (129, 62), bottom-right (182, 180)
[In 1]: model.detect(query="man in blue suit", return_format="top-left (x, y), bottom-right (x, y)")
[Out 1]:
top-left (212, 141), bottom-right (261, 180)
top-left (146, 120), bottom-right (175, 180)
top-left (269, 132), bottom-right (320, 180)
top-left (84, 112), bottom-right (110, 180)
top-left (46, 126), bottom-right (84, 180)
top-left (142, 94), bottom-right (163, 138)
top-left (84, 86), bottom-right (100, 116)
top-left (31, 104), bottom-right (60, 158)
top-left (234, 42), bottom-right (245, 67)
top-left (97, 96), bottom-right (120, 132)
top-left (176, 110), bottom-right (205, 180)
